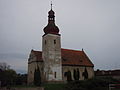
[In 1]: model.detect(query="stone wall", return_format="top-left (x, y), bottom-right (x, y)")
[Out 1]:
top-left (28, 59), bottom-right (44, 85)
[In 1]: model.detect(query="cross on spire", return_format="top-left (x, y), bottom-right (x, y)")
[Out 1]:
top-left (51, 1), bottom-right (52, 10)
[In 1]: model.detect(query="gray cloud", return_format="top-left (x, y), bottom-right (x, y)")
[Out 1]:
top-left (0, 53), bottom-right (26, 59)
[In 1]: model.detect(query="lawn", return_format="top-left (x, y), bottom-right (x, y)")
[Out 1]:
top-left (43, 83), bottom-right (65, 90)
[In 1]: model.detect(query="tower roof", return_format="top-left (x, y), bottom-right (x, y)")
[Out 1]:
top-left (43, 3), bottom-right (59, 35)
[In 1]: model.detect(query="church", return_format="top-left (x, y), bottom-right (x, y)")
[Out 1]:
top-left (27, 5), bottom-right (94, 85)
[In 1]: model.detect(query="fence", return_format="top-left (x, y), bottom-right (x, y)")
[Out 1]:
top-left (109, 84), bottom-right (120, 90)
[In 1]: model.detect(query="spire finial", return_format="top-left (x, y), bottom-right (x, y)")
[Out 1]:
top-left (51, 1), bottom-right (52, 10)
top-left (82, 48), bottom-right (84, 51)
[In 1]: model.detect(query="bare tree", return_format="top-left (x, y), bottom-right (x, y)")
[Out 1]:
top-left (0, 62), bottom-right (10, 70)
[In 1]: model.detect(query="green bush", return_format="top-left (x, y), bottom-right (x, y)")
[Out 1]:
top-left (43, 83), bottom-right (65, 90)
top-left (65, 77), bottom-right (119, 90)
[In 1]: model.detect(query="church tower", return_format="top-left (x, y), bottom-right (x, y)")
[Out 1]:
top-left (42, 3), bottom-right (62, 81)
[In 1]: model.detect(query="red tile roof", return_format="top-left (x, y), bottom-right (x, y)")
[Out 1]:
top-left (61, 49), bottom-right (94, 67)
top-left (31, 49), bottom-right (94, 67)
top-left (31, 50), bottom-right (43, 62)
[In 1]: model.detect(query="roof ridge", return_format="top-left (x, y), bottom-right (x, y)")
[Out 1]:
top-left (31, 49), bottom-right (42, 52)
top-left (61, 48), bottom-right (82, 52)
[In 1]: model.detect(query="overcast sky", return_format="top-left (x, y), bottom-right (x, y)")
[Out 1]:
top-left (0, 0), bottom-right (120, 73)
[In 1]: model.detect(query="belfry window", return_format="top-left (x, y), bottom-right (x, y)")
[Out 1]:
top-left (54, 40), bottom-right (56, 44)
top-left (45, 40), bottom-right (46, 45)
top-left (50, 18), bottom-right (53, 20)
top-left (55, 72), bottom-right (56, 78)
top-left (30, 71), bottom-right (32, 74)
top-left (49, 18), bottom-right (53, 20)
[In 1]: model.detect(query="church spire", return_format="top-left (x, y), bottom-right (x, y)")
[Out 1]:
top-left (43, 3), bottom-right (59, 35)
top-left (48, 1), bottom-right (55, 23)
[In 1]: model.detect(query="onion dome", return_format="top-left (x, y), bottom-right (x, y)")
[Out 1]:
top-left (43, 3), bottom-right (59, 35)
top-left (43, 23), bottom-right (59, 35)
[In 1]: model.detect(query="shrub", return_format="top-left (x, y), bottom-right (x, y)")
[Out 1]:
top-left (65, 77), bottom-right (119, 90)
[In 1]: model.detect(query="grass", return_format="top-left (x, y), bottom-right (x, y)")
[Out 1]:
top-left (43, 83), bottom-right (65, 90)
top-left (11, 83), bottom-right (65, 90)
top-left (11, 85), bottom-right (37, 88)
top-left (5, 83), bottom-right (120, 90)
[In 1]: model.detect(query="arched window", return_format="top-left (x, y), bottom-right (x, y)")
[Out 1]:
top-left (66, 70), bottom-right (72, 82)
top-left (73, 68), bottom-right (80, 80)
top-left (82, 67), bottom-right (88, 80)
top-left (54, 40), bottom-right (56, 44)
